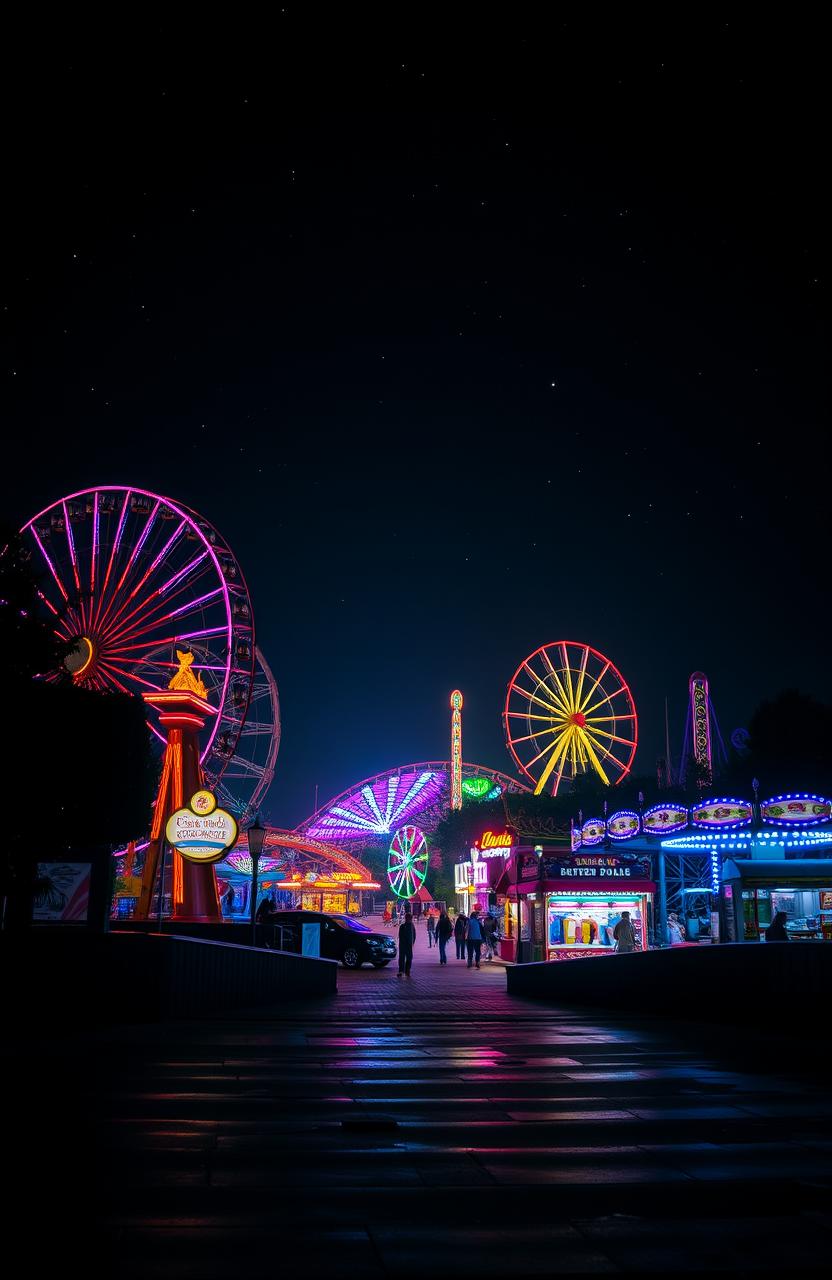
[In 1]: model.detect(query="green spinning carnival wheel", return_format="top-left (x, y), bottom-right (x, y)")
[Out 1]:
top-left (387, 825), bottom-right (429, 899)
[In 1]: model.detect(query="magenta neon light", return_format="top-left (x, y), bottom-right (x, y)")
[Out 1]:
top-left (93, 491), bottom-right (131, 631)
top-left (157, 550), bottom-right (208, 596)
top-left (31, 528), bottom-right (68, 602)
top-left (168, 586), bottom-right (224, 618)
top-left (123, 518), bottom-right (186, 603)
top-left (90, 491), bottom-right (99, 596)
top-left (104, 499), bottom-right (160, 618)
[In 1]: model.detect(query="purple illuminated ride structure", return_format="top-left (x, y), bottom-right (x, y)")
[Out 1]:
top-left (298, 762), bottom-right (529, 843)
top-left (678, 671), bottom-right (727, 787)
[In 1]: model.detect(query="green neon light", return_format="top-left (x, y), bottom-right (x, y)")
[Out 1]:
top-left (462, 777), bottom-right (491, 799)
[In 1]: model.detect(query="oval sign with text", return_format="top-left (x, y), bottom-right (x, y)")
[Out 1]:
top-left (165, 791), bottom-right (238, 863)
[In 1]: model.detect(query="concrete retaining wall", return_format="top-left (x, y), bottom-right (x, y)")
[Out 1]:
top-left (1, 930), bottom-right (337, 1033)
top-left (506, 942), bottom-right (832, 1025)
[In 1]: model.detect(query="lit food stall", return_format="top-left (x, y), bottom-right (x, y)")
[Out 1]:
top-left (498, 848), bottom-right (655, 961)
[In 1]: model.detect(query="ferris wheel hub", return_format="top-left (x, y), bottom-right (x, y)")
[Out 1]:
top-left (570, 711), bottom-right (587, 727)
top-left (64, 635), bottom-right (95, 679)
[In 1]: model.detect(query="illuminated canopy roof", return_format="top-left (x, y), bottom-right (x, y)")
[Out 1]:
top-left (298, 761), bottom-right (530, 841)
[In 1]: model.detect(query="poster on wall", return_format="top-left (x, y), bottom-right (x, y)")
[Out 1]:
top-left (32, 863), bottom-right (91, 923)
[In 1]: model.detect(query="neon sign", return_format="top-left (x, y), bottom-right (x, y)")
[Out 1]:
top-left (476, 829), bottom-right (513, 852)
top-left (165, 791), bottom-right (238, 864)
top-left (450, 690), bottom-right (463, 811)
top-left (462, 777), bottom-right (491, 799)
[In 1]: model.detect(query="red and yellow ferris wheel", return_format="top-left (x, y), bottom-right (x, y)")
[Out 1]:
top-left (503, 641), bottom-right (638, 796)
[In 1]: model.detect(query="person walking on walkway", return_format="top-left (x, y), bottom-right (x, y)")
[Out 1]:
top-left (454, 911), bottom-right (468, 960)
top-left (667, 912), bottom-right (686, 945)
top-left (466, 908), bottom-right (484, 969)
top-left (482, 911), bottom-right (497, 960)
top-left (766, 910), bottom-right (790, 942)
top-left (426, 910), bottom-right (436, 948)
top-left (436, 909), bottom-right (453, 965)
top-left (397, 910), bottom-right (416, 977)
top-left (613, 910), bottom-right (636, 954)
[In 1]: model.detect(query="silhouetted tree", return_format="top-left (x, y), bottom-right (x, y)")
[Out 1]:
top-left (1, 526), bottom-right (157, 930)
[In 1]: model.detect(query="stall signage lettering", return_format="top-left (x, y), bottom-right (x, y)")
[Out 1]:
top-left (474, 829), bottom-right (513, 857)
top-left (165, 791), bottom-right (238, 864)
top-left (521, 853), bottom-right (649, 881)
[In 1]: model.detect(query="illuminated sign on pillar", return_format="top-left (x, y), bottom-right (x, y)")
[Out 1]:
top-left (450, 689), bottom-right (463, 810)
top-left (689, 672), bottom-right (713, 786)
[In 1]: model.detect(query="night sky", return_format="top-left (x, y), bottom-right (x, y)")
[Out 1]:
top-left (3, 17), bottom-right (826, 826)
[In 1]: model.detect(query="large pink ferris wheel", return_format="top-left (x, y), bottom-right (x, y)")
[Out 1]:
top-left (20, 485), bottom-right (257, 793)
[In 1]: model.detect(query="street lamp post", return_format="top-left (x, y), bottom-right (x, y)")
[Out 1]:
top-left (247, 815), bottom-right (267, 947)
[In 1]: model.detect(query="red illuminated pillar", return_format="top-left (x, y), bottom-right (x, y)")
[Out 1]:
top-left (135, 689), bottom-right (222, 922)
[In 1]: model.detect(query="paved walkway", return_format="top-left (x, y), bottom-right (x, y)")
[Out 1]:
top-left (7, 935), bottom-right (832, 1275)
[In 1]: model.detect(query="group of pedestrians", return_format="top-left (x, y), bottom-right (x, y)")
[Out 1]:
top-left (396, 906), bottom-right (498, 975)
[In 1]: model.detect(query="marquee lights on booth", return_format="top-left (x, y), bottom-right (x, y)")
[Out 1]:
top-left (760, 793), bottom-right (832, 826)
top-left (569, 791), bottom-right (831, 849)
top-left (662, 829), bottom-right (832, 853)
top-left (691, 798), bottom-right (753, 829)
top-left (642, 804), bottom-right (689, 835)
top-left (607, 810), bottom-right (640, 841)
top-left (581, 817), bottom-right (606, 847)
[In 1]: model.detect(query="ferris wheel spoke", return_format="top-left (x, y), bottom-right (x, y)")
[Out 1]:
top-left (559, 644), bottom-right (577, 713)
top-left (581, 683), bottom-right (630, 718)
top-left (524, 658), bottom-right (569, 714)
top-left (95, 660), bottom-right (135, 696)
top-left (532, 655), bottom-right (570, 716)
top-left (92, 493), bottom-right (131, 631)
top-left (533, 727), bottom-right (572, 795)
top-left (30, 528), bottom-right (70, 605)
top-left (101, 519), bottom-right (187, 639)
top-left (583, 713), bottom-right (636, 724)
top-left (103, 541), bottom-right (211, 648)
top-left (573, 644), bottom-right (590, 711)
top-left (505, 710), bottom-right (566, 724)
top-left (157, 550), bottom-right (210, 598)
top-left (62, 501), bottom-right (82, 604)
top-left (584, 724), bottom-right (636, 749)
top-left (90, 492), bottom-right (99, 598)
top-left (536, 650), bottom-right (572, 714)
top-left (104, 565), bottom-right (222, 648)
top-left (575, 661), bottom-right (612, 715)
top-left (510, 681), bottom-right (564, 718)
top-left (97, 660), bottom-right (166, 693)
top-left (105, 586), bottom-right (225, 651)
top-left (96, 501), bottom-right (161, 633)
top-left (576, 728), bottom-right (610, 785)
top-left (524, 734), bottom-right (560, 772)
top-left (508, 725), bottom-right (561, 746)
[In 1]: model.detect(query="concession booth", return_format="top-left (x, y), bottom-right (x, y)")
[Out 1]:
top-left (721, 858), bottom-right (832, 943)
top-left (497, 847), bottom-right (656, 962)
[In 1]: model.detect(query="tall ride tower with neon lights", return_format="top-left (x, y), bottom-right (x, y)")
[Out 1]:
top-left (450, 690), bottom-right (463, 810)
top-left (679, 671), bottom-right (727, 788)
top-left (135, 650), bottom-right (223, 922)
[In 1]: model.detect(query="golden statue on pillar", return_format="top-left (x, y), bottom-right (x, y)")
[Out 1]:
top-left (168, 649), bottom-right (208, 699)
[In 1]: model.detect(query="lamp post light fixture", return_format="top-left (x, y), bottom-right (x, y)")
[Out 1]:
top-left (246, 815), bottom-right (267, 947)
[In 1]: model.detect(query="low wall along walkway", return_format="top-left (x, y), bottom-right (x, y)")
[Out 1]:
top-left (506, 941), bottom-right (832, 1025)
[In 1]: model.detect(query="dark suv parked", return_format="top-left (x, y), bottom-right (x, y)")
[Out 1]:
top-left (270, 911), bottom-right (397, 968)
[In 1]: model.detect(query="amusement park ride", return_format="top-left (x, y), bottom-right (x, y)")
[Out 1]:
top-left (19, 481), bottom-right (755, 924)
